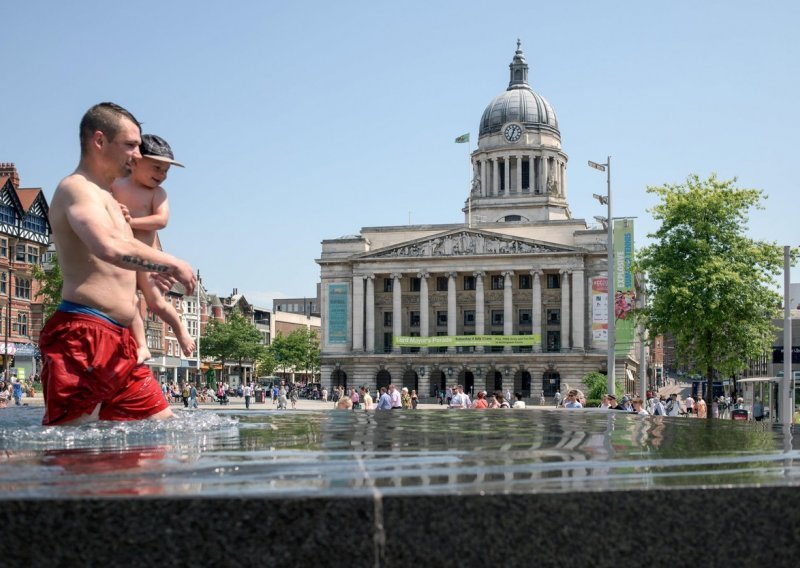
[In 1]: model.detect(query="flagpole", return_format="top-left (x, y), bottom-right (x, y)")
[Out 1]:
top-left (467, 135), bottom-right (472, 228)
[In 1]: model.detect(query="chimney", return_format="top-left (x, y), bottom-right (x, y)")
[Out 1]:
top-left (0, 163), bottom-right (20, 188)
top-left (233, 288), bottom-right (238, 295)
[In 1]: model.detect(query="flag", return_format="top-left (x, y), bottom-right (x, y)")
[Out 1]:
top-left (454, 133), bottom-right (470, 144)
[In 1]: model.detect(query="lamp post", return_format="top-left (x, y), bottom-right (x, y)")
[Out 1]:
top-left (589, 157), bottom-right (615, 396)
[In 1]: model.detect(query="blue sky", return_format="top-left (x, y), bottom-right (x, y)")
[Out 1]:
top-left (3, 0), bottom-right (798, 306)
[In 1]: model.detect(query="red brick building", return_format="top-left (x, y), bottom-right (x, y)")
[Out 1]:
top-left (0, 163), bottom-right (52, 379)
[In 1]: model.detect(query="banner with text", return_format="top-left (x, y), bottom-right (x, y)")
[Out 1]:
top-left (393, 334), bottom-right (540, 347)
top-left (327, 283), bottom-right (349, 345)
top-left (613, 219), bottom-right (635, 356)
top-left (591, 276), bottom-right (608, 348)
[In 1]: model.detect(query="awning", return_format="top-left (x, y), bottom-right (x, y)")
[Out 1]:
top-left (0, 343), bottom-right (16, 355)
top-left (13, 343), bottom-right (39, 357)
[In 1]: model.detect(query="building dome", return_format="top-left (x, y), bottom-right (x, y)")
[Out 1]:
top-left (478, 41), bottom-right (559, 137)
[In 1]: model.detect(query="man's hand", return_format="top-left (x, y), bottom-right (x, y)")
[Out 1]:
top-left (174, 259), bottom-right (197, 296)
top-left (118, 203), bottom-right (132, 224)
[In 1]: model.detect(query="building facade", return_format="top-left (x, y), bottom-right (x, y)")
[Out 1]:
top-left (317, 43), bottom-right (639, 399)
top-left (0, 163), bottom-right (51, 380)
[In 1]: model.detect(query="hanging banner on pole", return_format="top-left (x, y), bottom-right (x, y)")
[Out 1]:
top-left (613, 219), bottom-right (635, 356)
top-left (591, 277), bottom-right (608, 347)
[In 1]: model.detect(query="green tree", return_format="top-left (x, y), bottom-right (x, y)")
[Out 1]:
top-left (31, 252), bottom-right (63, 321)
top-left (256, 349), bottom-right (277, 377)
top-left (636, 174), bottom-right (788, 420)
top-left (201, 309), bottom-right (264, 383)
top-left (294, 328), bottom-right (320, 382)
top-left (268, 331), bottom-right (304, 381)
top-left (583, 371), bottom-right (621, 401)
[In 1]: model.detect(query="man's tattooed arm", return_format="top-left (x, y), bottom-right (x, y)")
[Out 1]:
top-left (120, 255), bottom-right (171, 273)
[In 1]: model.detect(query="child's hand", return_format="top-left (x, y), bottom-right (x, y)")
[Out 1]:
top-left (118, 203), bottom-right (132, 224)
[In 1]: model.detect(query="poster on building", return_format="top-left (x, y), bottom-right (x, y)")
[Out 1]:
top-left (613, 219), bottom-right (635, 356)
top-left (393, 334), bottom-right (540, 347)
top-left (591, 276), bottom-right (608, 347)
top-left (327, 283), bottom-right (349, 345)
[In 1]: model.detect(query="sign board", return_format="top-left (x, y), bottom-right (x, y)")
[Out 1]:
top-left (393, 334), bottom-right (540, 347)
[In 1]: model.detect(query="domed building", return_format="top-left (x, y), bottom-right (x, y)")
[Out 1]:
top-left (317, 42), bottom-right (638, 400)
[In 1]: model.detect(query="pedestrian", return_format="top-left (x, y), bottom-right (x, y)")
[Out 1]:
top-left (350, 388), bottom-right (360, 410)
top-left (471, 391), bottom-right (488, 409)
top-left (389, 384), bottom-right (402, 409)
top-left (362, 387), bottom-right (374, 410)
top-left (599, 394), bottom-right (610, 409)
top-left (752, 396), bottom-right (764, 421)
top-left (563, 390), bottom-right (582, 409)
top-left (321, 387), bottom-right (328, 403)
top-left (243, 382), bottom-right (252, 409)
top-left (182, 383), bottom-right (190, 408)
top-left (631, 397), bottom-right (649, 415)
top-left (651, 396), bottom-right (666, 416)
top-left (278, 381), bottom-right (288, 409)
top-left (513, 392), bottom-right (526, 409)
top-left (539, 392), bottom-right (546, 406)
top-left (336, 396), bottom-right (353, 410)
top-left (685, 394), bottom-right (696, 416)
top-left (665, 393), bottom-right (681, 416)
top-left (290, 386), bottom-right (298, 409)
top-left (553, 390), bottom-right (562, 407)
top-left (411, 389), bottom-right (418, 409)
top-left (12, 378), bottom-right (23, 406)
top-left (492, 391), bottom-right (511, 409)
top-left (39, 102), bottom-right (196, 426)
top-left (696, 396), bottom-right (708, 418)
top-left (190, 383), bottom-right (198, 409)
top-left (376, 387), bottom-right (392, 410)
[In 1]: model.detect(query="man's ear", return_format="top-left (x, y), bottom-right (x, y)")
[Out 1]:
top-left (92, 130), bottom-right (105, 150)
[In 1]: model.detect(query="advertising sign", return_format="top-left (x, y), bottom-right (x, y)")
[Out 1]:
top-left (613, 219), bottom-right (635, 356)
top-left (591, 276), bottom-right (608, 347)
top-left (327, 283), bottom-right (349, 345)
top-left (393, 334), bottom-right (540, 347)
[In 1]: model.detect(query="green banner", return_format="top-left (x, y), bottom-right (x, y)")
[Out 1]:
top-left (613, 219), bottom-right (635, 356)
top-left (327, 283), bottom-right (349, 345)
top-left (393, 334), bottom-right (540, 347)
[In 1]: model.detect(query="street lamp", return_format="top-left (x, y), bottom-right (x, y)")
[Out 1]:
top-left (589, 157), bottom-right (615, 396)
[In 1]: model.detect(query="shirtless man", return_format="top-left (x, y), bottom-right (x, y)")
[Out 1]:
top-left (39, 102), bottom-right (196, 425)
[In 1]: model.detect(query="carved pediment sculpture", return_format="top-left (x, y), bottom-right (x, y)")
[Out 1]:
top-left (371, 231), bottom-right (567, 258)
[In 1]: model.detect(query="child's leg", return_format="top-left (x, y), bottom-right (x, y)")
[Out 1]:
top-left (139, 273), bottom-right (196, 356)
top-left (130, 292), bottom-right (152, 364)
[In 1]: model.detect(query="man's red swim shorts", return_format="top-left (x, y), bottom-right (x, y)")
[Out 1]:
top-left (39, 311), bottom-right (169, 425)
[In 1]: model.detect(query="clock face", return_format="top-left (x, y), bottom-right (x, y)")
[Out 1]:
top-left (504, 124), bottom-right (522, 142)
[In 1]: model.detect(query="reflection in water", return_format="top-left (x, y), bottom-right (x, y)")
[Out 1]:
top-left (0, 406), bottom-right (797, 498)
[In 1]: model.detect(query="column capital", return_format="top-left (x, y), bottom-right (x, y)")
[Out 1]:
top-left (447, 271), bottom-right (458, 279)
top-left (529, 269), bottom-right (543, 276)
top-left (473, 270), bottom-right (485, 278)
top-left (365, 273), bottom-right (376, 281)
top-left (502, 270), bottom-right (515, 278)
top-left (416, 271), bottom-right (430, 279)
top-left (559, 268), bottom-right (572, 276)
top-left (390, 272), bottom-right (403, 280)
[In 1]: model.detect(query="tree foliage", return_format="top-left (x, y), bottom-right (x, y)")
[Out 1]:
top-left (583, 371), bottom-right (621, 401)
top-left (266, 328), bottom-right (320, 381)
top-left (201, 309), bottom-right (265, 381)
top-left (31, 253), bottom-right (63, 321)
top-left (636, 174), bottom-right (788, 416)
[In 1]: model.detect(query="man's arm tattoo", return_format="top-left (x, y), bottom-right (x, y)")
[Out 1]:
top-left (121, 255), bottom-right (170, 273)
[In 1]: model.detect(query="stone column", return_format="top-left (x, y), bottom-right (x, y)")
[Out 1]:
top-left (365, 274), bottom-right (375, 353)
top-left (352, 275), bottom-right (364, 351)
top-left (503, 270), bottom-right (514, 352)
top-left (419, 271), bottom-right (430, 354)
top-left (503, 157), bottom-right (510, 194)
top-left (516, 155), bottom-right (522, 194)
top-left (474, 271), bottom-right (485, 352)
top-left (561, 162), bottom-right (567, 199)
top-left (560, 270), bottom-right (570, 351)
top-left (447, 272), bottom-right (457, 352)
top-left (572, 268), bottom-right (585, 350)
top-left (543, 155), bottom-right (550, 194)
top-left (531, 270), bottom-right (542, 352)
top-left (480, 159), bottom-right (488, 197)
top-left (492, 158), bottom-right (499, 196)
top-left (392, 273), bottom-right (403, 353)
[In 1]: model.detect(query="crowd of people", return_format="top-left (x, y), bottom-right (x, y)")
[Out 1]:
top-left (0, 376), bottom-right (38, 408)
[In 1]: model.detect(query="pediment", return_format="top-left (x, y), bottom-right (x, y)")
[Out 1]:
top-left (358, 229), bottom-right (581, 259)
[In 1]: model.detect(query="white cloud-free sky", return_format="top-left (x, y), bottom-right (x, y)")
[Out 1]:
top-left (3, 0), bottom-right (797, 305)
